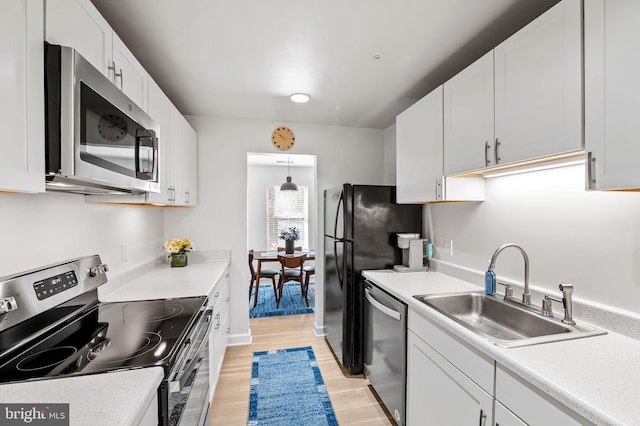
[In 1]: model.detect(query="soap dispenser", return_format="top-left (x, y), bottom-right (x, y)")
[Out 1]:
top-left (485, 268), bottom-right (496, 295)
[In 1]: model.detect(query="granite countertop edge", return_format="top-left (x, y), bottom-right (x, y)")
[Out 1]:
top-left (0, 367), bottom-right (164, 426)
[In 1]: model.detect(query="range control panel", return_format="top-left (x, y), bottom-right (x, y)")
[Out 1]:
top-left (33, 271), bottom-right (78, 301)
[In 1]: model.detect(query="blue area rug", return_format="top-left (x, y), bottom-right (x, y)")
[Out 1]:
top-left (249, 282), bottom-right (315, 318)
top-left (247, 346), bottom-right (338, 426)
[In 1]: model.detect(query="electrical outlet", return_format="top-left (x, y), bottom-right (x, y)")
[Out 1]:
top-left (445, 239), bottom-right (453, 256)
top-left (121, 244), bottom-right (128, 263)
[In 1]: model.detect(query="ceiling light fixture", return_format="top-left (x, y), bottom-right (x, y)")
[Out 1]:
top-left (280, 156), bottom-right (299, 191)
top-left (289, 93), bottom-right (310, 103)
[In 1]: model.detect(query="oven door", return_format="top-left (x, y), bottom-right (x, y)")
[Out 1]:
top-left (161, 307), bottom-right (213, 426)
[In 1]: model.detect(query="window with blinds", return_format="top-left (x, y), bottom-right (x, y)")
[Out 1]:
top-left (266, 184), bottom-right (308, 250)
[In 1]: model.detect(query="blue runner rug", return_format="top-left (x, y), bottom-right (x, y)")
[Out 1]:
top-left (249, 282), bottom-right (315, 318)
top-left (247, 346), bottom-right (338, 426)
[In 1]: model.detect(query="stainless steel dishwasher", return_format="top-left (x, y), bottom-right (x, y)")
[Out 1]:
top-left (364, 279), bottom-right (407, 425)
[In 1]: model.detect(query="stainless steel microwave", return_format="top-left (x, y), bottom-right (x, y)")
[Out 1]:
top-left (44, 43), bottom-right (159, 195)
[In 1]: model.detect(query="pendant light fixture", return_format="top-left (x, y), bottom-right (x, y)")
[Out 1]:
top-left (280, 156), bottom-right (298, 191)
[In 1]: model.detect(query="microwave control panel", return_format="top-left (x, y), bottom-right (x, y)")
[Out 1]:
top-left (33, 271), bottom-right (78, 301)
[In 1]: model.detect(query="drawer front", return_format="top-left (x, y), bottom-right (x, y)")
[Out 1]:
top-left (496, 365), bottom-right (593, 426)
top-left (408, 308), bottom-right (494, 394)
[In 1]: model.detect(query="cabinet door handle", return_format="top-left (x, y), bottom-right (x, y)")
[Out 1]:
top-left (478, 409), bottom-right (487, 426)
top-left (484, 141), bottom-right (491, 166)
top-left (494, 138), bottom-right (501, 165)
top-left (108, 61), bottom-right (123, 88)
top-left (587, 151), bottom-right (596, 190)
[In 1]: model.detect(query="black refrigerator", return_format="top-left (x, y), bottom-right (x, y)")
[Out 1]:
top-left (323, 184), bottom-right (422, 375)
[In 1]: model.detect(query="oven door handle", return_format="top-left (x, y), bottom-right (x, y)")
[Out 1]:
top-left (169, 308), bottom-right (213, 391)
top-left (365, 288), bottom-right (401, 321)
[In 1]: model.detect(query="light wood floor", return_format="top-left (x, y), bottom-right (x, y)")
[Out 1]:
top-left (209, 314), bottom-right (392, 425)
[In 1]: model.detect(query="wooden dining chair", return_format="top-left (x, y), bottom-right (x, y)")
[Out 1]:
top-left (276, 254), bottom-right (307, 308)
top-left (302, 265), bottom-right (315, 307)
top-left (248, 250), bottom-right (279, 300)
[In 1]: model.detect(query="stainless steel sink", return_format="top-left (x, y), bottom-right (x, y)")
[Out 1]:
top-left (414, 291), bottom-right (606, 348)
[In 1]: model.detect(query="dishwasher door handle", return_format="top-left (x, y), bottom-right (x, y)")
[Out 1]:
top-left (365, 288), bottom-right (401, 321)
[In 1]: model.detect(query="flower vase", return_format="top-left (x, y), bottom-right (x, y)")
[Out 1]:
top-left (171, 254), bottom-right (188, 267)
top-left (285, 239), bottom-right (295, 254)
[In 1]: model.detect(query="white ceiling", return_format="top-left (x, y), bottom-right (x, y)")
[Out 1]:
top-left (91, 0), bottom-right (559, 130)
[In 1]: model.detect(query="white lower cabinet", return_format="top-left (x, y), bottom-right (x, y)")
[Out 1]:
top-left (406, 309), bottom-right (593, 426)
top-left (407, 309), bottom-right (494, 426)
top-left (138, 392), bottom-right (159, 426)
top-left (208, 267), bottom-right (230, 400)
top-left (495, 401), bottom-right (527, 426)
top-left (407, 330), bottom-right (492, 426)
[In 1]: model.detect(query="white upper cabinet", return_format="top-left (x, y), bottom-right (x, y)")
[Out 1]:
top-left (0, 0), bottom-right (45, 193)
top-left (45, 0), bottom-right (112, 76)
top-left (397, 86), bottom-right (485, 203)
top-left (444, 51), bottom-right (495, 175)
top-left (112, 33), bottom-right (148, 111)
top-left (494, 0), bottom-right (583, 166)
top-left (585, 0), bottom-right (640, 191)
top-left (146, 78), bottom-right (171, 204)
top-left (396, 86), bottom-right (444, 203)
top-left (45, 0), bottom-right (148, 109)
top-left (183, 122), bottom-right (198, 206)
top-left (168, 104), bottom-right (186, 205)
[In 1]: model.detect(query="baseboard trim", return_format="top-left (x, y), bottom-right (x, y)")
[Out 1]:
top-left (313, 322), bottom-right (326, 337)
top-left (227, 331), bottom-right (252, 346)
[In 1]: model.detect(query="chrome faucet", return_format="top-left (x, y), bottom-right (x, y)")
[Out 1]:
top-left (542, 284), bottom-right (576, 325)
top-left (488, 243), bottom-right (531, 305)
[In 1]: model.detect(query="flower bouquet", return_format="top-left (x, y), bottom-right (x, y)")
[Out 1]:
top-left (279, 227), bottom-right (300, 254)
top-left (164, 239), bottom-right (193, 267)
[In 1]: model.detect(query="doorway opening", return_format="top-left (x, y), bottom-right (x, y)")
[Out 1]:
top-left (247, 152), bottom-right (317, 318)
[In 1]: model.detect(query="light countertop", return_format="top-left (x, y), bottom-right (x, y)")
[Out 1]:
top-left (100, 259), bottom-right (229, 302)
top-left (363, 269), bottom-right (640, 426)
top-left (0, 368), bottom-right (163, 426)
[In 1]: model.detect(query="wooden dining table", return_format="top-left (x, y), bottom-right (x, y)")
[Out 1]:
top-left (252, 250), bottom-right (315, 307)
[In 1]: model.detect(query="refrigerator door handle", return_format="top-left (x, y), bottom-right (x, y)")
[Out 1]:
top-left (335, 240), bottom-right (344, 287)
top-left (334, 190), bottom-right (344, 239)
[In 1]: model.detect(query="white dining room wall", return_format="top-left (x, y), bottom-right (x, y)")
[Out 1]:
top-left (164, 116), bottom-right (386, 343)
top-left (0, 191), bottom-right (164, 278)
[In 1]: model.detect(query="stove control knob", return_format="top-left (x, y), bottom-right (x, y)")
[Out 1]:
top-left (89, 264), bottom-right (109, 277)
top-left (0, 297), bottom-right (18, 314)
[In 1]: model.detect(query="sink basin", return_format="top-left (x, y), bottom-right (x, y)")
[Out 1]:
top-left (413, 291), bottom-right (606, 348)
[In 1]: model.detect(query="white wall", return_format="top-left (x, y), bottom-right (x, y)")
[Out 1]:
top-left (0, 191), bottom-right (164, 277)
top-left (428, 163), bottom-right (640, 315)
top-left (383, 123), bottom-right (397, 185)
top-left (165, 116), bottom-right (385, 341)
top-left (247, 161), bottom-right (316, 251)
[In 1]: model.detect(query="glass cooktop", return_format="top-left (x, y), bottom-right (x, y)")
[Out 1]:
top-left (0, 296), bottom-right (207, 383)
